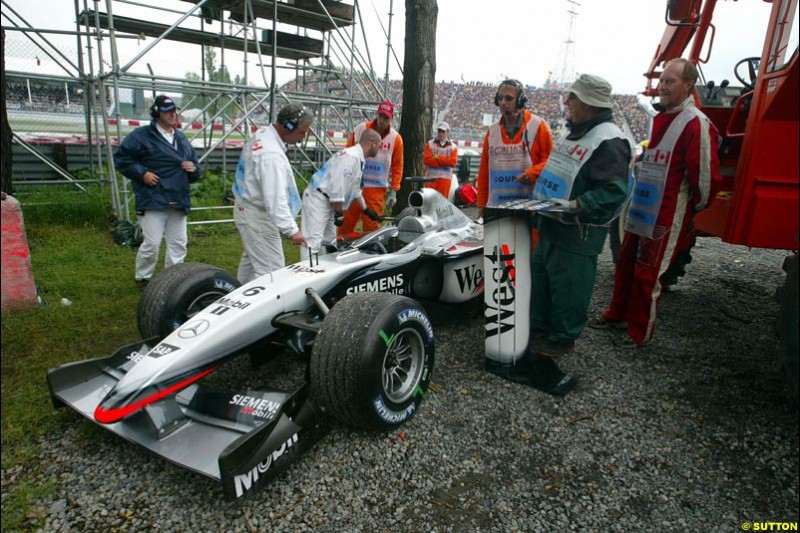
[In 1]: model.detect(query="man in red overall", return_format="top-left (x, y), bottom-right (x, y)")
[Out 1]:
top-left (595, 58), bottom-right (721, 347)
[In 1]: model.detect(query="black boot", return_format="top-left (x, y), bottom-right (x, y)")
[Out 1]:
top-left (485, 353), bottom-right (577, 396)
top-left (528, 355), bottom-right (578, 396)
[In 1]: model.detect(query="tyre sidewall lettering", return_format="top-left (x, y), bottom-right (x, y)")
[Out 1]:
top-left (163, 274), bottom-right (239, 334)
top-left (138, 264), bottom-right (241, 339)
top-left (359, 304), bottom-right (434, 425)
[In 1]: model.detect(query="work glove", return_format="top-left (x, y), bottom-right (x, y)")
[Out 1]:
top-left (363, 207), bottom-right (380, 221)
top-left (550, 198), bottom-right (578, 211)
top-left (385, 189), bottom-right (397, 210)
top-left (333, 211), bottom-right (345, 226)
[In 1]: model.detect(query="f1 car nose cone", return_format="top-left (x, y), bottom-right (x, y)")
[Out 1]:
top-left (94, 364), bottom-right (219, 424)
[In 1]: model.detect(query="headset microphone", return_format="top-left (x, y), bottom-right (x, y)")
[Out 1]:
top-left (494, 79), bottom-right (527, 109)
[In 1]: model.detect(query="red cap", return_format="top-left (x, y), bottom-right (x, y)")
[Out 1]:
top-left (377, 100), bottom-right (394, 118)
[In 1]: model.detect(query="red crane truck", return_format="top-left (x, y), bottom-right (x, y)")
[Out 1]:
top-left (643, 0), bottom-right (798, 403)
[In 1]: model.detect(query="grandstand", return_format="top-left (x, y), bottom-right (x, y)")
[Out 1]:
top-left (9, 75), bottom-right (653, 145)
top-left (280, 77), bottom-right (653, 144)
top-left (6, 78), bottom-right (85, 114)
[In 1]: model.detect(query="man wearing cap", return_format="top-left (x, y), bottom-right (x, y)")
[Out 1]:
top-left (338, 100), bottom-right (404, 235)
top-left (476, 79), bottom-right (553, 217)
top-left (232, 103), bottom-right (311, 282)
top-left (300, 129), bottom-right (382, 261)
top-left (524, 74), bottom-right (633, 394)
top-left (115, 94), bottom-right (200, 290)
top-left (423, 121), bottom-right (458, 199)
top-left (595, 58), bottom-right (721, 347)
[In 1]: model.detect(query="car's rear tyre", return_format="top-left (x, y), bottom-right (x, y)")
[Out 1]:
top-left (310, 292), bottom-right (435, 430)
top-left (137, 262), bottom-right (240, 339)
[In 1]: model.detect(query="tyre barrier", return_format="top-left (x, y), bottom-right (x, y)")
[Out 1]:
top-left (1, 193), bottom-right (39, 310)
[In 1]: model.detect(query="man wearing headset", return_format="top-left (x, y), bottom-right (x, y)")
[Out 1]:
top-left (233, 103), bottom-right (311, 283)
top-left (476, 79), bottom-right (554, 220)
top-left (114, 94), bottom-right (200, 291)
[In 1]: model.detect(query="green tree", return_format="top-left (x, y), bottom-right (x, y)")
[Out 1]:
top-left (182, 48), bottom-right (235, 119)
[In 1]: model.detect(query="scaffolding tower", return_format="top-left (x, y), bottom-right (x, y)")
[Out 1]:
top-left (2, 0), bottom-right (397, 222)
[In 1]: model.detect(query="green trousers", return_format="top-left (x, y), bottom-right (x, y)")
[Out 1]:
top-left (531, 237), bottom-right (599, 344)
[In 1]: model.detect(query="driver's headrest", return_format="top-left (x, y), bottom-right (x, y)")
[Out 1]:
top-left (397, 216), bottom-right (430, 244)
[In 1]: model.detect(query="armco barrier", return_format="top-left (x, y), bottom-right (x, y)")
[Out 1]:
top-left (1, 193), bottom-right (39, 310)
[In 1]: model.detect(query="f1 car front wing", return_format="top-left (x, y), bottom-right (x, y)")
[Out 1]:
top-left (46, 339), bottom-right (330, 500)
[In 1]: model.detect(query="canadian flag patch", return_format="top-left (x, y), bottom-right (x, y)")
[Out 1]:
top-left (569, 145), bottom-right (588, 161)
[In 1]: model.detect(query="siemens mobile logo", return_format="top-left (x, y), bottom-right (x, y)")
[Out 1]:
top-left (229, 394), bottom-right (281, 420)
top-left (346, 274), bottom-right (405, 295)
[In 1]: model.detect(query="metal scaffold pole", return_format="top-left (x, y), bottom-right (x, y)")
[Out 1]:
top-left (6, 0), bottom-right (392, 223)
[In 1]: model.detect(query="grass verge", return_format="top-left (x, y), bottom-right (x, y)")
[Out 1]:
top-left (1, 186), bottom-right (301, 530)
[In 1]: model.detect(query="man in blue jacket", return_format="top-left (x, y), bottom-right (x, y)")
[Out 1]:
top-left (114, 95), bottom-right (200, 290)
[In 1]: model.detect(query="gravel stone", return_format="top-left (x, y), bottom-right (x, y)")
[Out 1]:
top-left (3, 237), bottom-right (798, 532)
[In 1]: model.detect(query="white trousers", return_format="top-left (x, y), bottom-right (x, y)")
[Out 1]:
top-left (234, 199), bottom-right (285, 283)
top-left (135, 209), bottom-right (187, 281)
top-left (300, 188), bottom-right (335, 261)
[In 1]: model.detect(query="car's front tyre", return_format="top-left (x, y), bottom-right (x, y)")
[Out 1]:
top-left (310, 292), bottom-right (435, 430)
top-left (137, 262), bottom-right (240, 339)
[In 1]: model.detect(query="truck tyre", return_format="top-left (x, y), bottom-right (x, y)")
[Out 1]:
top-left (775, 254), bottom-right (799, 408)
top-left (137, 262), bottom-right (240, 339)
top-left (310, 292), bottom-right (435, 430)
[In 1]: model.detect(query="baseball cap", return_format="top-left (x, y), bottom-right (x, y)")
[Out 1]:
top-left (377, 100), bottom-right (394, 118)
top-left (437, 121), bottom-right (450, 131)
top-left (153, 95), bottom-right (178, 112)
top-left (566, 74), bottom-right (613, 109)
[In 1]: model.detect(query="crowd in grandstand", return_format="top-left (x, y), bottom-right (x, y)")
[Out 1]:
top-left (280, 75), bottom-right (652, 143)
top-left (612, 93), bottom-right (651, 142)
top-left (7, 74), bottom-right (652, 143)
top-left (6, 80), bottom-right (84, 113)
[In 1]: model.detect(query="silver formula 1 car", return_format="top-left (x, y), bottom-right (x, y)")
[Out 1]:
top-left (47, 187), bottom-right (484, 500)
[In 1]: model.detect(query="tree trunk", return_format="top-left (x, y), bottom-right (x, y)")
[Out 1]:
top-left (1, 29), bottom-right (13, 195)
top-left (396, 0), bottom-right (437, 212)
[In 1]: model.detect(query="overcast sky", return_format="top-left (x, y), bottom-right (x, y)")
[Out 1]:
top-left (3, 0), bottom-right (781, 95)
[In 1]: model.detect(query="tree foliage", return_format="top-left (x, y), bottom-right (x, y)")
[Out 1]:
top-left (182, 48), bottom-right (237, 119)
